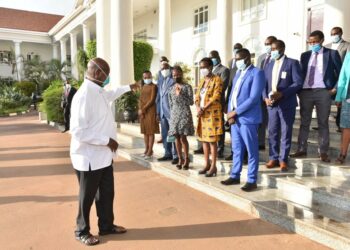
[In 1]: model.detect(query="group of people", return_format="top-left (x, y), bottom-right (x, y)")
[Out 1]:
top-left (137, 27), bottom-right (350, 192)
top-left (67, 26), bottom-right (350, 245)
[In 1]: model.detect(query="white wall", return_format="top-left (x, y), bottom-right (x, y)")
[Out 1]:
top-left (21, 42), bottom-right (54, 62)
top-left (0, 40), bottom-right (16, 78)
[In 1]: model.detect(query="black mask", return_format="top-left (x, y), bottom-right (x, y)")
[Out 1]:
top-left (175, 77), bottom-right (182, 83)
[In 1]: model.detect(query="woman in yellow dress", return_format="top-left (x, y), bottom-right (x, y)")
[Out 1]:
top-left (195, 57), bottom-right (223, 177)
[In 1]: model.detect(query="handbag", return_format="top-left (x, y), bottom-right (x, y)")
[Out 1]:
top-left (166, 135), bottom-right (176, 143)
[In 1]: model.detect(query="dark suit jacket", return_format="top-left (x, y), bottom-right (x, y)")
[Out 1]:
top-left (226, 58), bottom-right (238, 105)
top-left (62, 86), bottom-right (77, 109)
top-left (212, 63), bottom-right (229, 106)
top-left (300, 47), bottom-right (342, 90)
top-left (228, 66), bottom-right (265, 124)
top-left (256, 53), bottom-right (270, 70)
top-left (262, 56), bottom-right (303, 109)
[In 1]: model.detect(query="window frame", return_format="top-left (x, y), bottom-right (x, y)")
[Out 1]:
top-left (193, 4), bottom-right (209, 36)
top-left (240, 0), bottom-right (267, 25)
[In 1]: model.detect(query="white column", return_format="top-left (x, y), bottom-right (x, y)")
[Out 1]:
top-left (60, 38), bottom-right (67, 63)
top-left (158, 0), bottom-right (171, 60)
top-left (217, 0), bottom-right (232, 65)
top-left (82, 23), bottom-right (91, 51)
top-left (70, 32), bottom-right (79, 79)
top-left (14, 40), bottom-right (22, 81)
top-left (52, 43), bottom-right (59, 60)
top-left (110, 0), bottom-right (134, 86)
top-left (96, 0), bottom-right (111, 64)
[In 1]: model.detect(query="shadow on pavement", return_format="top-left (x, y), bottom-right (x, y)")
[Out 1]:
top-left (0, 164), bottom-right (74, 178)
top-left (0, 195), bottom-right (77, 205)
top-left (0, 151), bottom-right (70, 161)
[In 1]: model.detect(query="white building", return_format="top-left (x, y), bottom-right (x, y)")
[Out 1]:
top-left (1, 0), bottom-right (349, 85)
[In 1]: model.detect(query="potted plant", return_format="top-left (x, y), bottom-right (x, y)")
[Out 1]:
top-left (115, 91), bottom-right (140, 123)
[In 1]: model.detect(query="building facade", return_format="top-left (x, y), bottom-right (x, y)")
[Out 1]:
top-left (0, 0), bottom-right (349, 86)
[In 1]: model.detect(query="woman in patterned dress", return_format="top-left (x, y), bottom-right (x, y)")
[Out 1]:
top-left (168, 66), bottom-right (194, 170)
top-left (138, 70), bottom-right (159, 159)
top-left (195, 57), bottom-right (223, 177)
top-left (335, 52), bottom-right (350, 164)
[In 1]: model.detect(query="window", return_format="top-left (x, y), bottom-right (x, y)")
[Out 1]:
top-left (0, 50), bottom-right (12, 64)
top-left (27, 54), bottom-right (32, 61)
top-left (241, 0), bottom-right (266, 23)
top-left (134, 29), bottom-right (147, 41)
top-left (194, 5), bottom-right (209, 35)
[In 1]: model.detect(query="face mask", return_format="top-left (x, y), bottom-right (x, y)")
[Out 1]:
top-left (102, 76), bottom-right (110, 87)
top-left (212, 58), bottom-right (219, 66)
top-left (271, 50), bottom-right (280, 60)
top-left (265, 45), bottom-right (272, 54)
top-left (175, 77), bottom-right (182, 83)
top-left (143, 79), bottom-right (152, 85)
top-left (236, 59), bottom-right (247, 71)
top-left (233, 49), bottom-right (239, 55)
top-left (309, 43), bottom-right (322, 53)
top-left (331, 35), bottom-right (341, 44)
top-left (161, 69), bottom-right (170, 77)
top-left (200, 68), bottom-right (210, 78)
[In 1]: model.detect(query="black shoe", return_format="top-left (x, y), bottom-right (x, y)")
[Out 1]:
top-left (312, 127), bottom-right (319, 131)
top-left (221, 177), bottom-right (240, 185)
top-left (61, 129), bottom-right (69, 133)
top-left (205, 168), bottom-right (217, 177)
top-left (241, 182), bottom-right (257, 192)
top-left (171, 158), bottom-right (179, 165)
top-left (225, 154), bottom-right (233, 161)
top-left (194, 148), bottom-right (204, 154)
top-left (259, 145), bottom-right (265, 151)
top-left (158, 156), bottom-right (172, 161)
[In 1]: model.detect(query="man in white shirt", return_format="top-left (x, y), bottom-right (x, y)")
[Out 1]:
top-left (70, 57), bottom-right (139, 246)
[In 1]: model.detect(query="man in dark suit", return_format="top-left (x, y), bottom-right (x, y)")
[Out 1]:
top-left (221, 49), bottom-right (265, 192)
top-left (156, 61), bottom-right (178, 164)
top-left (256, 36), bottom-right (278, 150)
top-left (325, 27), bottom-right (350, 132)
top-left (263, 40), bottom-right (303, 171)
top-left (61, 79), bottom-right (77, 133)
top-left (225, 43), bottom-right (243, 160)
top-left (291, 30), bottom-right (342, 162)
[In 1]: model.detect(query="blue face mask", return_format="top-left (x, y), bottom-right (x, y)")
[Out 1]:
top-left (309, 43), bottom-right (322, 53)
top-left (331, 35), bottom-right (341, 44)
top-left (233, 49), bottom-right (239, 55)
top-left (271, 50), bottom-right (280, 60)
top-left (236, 59), bottom-right (247, 71)
top-left (102, 76), bottom-right (110, 87)
top-left (212, 58), bottom-right (219, 66)
top-left (265, 45), bottom-right (272, 54)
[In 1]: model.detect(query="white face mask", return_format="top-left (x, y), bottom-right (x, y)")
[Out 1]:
top-left (143, 79), bottom-right (152, 85)
top-left (200, 68), bottom-right (210, 78)
top-left (161, 69), bottom-right (170, 77)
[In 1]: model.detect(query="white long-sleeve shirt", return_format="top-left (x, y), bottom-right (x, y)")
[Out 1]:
top-left (70, 79), bottom-right (131, 171)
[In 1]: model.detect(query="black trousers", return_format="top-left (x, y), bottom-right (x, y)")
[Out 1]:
top-left (218, 113), bottom-right (226, 153)
top-left (75, 165), bottom-right (115, 237)
top-left (63, 105), bottom-right (71, 130)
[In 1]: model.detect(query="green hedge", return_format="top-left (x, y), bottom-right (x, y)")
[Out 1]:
top-left (133, 41), bottom-right (153, 81)
top-left (41, 81), bottom-right (64, 123)
top-left (14, 81), bottom-right (36, 97)
top-left (0, 85), bottom-right (31, 111)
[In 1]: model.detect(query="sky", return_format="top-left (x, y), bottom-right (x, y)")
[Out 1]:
top-left (0, 0), bottom-right (75, 15)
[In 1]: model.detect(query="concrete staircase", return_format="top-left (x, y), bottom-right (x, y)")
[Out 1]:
top-left (115, 110), bottom-right (350, 249)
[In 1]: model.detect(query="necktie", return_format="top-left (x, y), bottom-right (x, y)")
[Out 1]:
top-left (308, 52), bottom-right (318, 87)
top-left (272, 60), bottom-right (280, 92)
top-left (263, 55), bottom-right (271, 69)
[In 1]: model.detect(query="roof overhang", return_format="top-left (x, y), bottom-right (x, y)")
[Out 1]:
top-left (0, 28), bottom-right (52, 44)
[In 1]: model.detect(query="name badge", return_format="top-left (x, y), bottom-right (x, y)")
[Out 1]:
top-left (281, 71), bottom-right (287, 79)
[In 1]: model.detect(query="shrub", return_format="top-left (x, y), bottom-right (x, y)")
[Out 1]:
top-left (86, 40), bottom-right (97, 60)
top-left (14, 81), bottom-right (36, 97)
top-left (0, 85), bottom-right (31, 110)
top-left (133, 41), bottom-right (153, 81)
top-left (77, 47), bottom-right (88, 80)
top-left (41, 80), bottom-right (64, 123)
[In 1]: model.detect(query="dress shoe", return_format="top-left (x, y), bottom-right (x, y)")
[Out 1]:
top-left (312, 127), bottom-right (319, 131)
top-left (194, 148), bottom-right (204, 154)
top-left (157, 138), bottom-right (163, 144)
top-left (61, 129), bottom-right (69, 133)
top-left (280, 162), bottom-right (289, 172)
top-left (320, 153), bottom-right (331, 163)
top-left (171, 158), bottom-right (179, 165)
top-left (241, 182), bottom-right (257, 192)
top-left (225, 154), bottom-right (233, 161)
top-left (221, 177), bottom-right (240, 185)
top-left (265, 160), bottom-right (279, 169)
top-left (290, 151), bottom-right (307, 158)
top-left (259, 145), bottom-right (266, 151)
top-left (157, 156), bottom-right (172, 161)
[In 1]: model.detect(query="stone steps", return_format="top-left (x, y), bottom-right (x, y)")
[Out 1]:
top-left (116, 123), bottom-right (350, 249)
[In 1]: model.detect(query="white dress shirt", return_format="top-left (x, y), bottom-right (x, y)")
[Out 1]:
top-left (271, 55), bottom-right (285, 92)
top-left (230, 65), bottom-right (252, 110)
top-left (70, 79), bottom-right (131, 171)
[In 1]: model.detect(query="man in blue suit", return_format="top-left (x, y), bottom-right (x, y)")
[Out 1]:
top-left (290, 30), bottom-right (342, 162)
top-left (263, 40), bottom-right (303, 172)
top-left (156, 60), bottom-right (178, 164)
top-left (221, 49), bottom-right (265, 192)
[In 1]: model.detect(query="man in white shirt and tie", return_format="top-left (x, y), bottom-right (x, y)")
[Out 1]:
top-left (70, 57), bottom-right (139, 246)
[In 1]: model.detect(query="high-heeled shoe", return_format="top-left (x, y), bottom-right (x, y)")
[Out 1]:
top-left (198, 160), bottom-right (211, 175)
top-left (205, 168), bottom-right (217, 177)
top-left (336, 154), bottom-right (346, 164)
top-left (176, 158), bottom-right (184, 170)
top-left (183, 157), bottom-right (190, 170)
